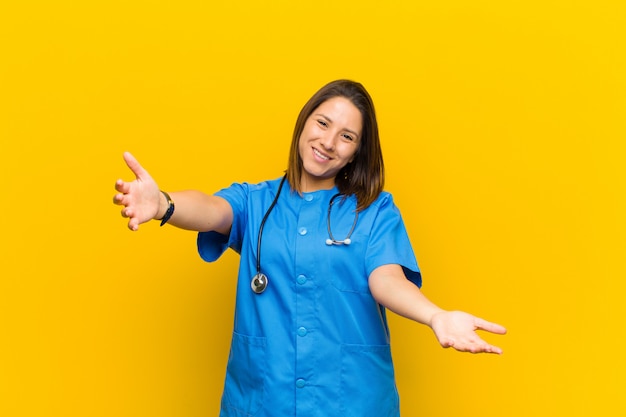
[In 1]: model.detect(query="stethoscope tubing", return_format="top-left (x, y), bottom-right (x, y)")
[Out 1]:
top-left (255, 175), bottom-right (287, 276)
top-left (252, 175), bottom-right (358, 294)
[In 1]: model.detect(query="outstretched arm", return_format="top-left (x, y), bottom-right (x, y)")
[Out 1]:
top-left (369, 264), bottom-right (506, 354)
top-left (113, 152), bottom-right (233, 233)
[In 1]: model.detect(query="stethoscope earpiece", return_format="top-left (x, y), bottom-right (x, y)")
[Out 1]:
top-left (325, 237), bottom-right (352, 246)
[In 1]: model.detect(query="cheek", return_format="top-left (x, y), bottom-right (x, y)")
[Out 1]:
top-left (346, 145), bottom-right (360, 163)
top-left (297, 135), bottom-right (308, 158)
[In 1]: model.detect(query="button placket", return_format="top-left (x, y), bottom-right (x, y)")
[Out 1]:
top-left (294, 191), bottom-right (322, 407)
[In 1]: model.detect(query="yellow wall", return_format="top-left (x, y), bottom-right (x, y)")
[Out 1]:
top-left (1, 1), bottom-right (624, 415)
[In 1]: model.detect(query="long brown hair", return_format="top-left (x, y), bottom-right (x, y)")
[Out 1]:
top-left (286, 80), bottom-right (384, 211)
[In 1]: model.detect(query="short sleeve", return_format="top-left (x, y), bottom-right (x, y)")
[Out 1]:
top-left (197, 182), bottom-right (249, 262)
top-left (365, 193), bottom-right (422, 288)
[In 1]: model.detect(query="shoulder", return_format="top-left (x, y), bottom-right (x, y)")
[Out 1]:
top-left (214, 176), bottom-right (288, 223)
top-left (216, 176), bottom-right (285, 197)
top-left (247, 176), bottom-right (286, 193)
top-left (365, 190), bottom-right (396, 211)
top-left (359, 191), bottom-right (407, 227)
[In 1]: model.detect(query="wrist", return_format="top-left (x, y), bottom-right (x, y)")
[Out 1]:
top-left (427, 308), bottom-right (448, 328)
top-left (155, 192), bottom-right (167, 220)
top-left (156, 191), bottom-right (175, 226)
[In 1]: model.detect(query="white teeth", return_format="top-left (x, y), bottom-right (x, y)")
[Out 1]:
top-left (313, 148), bottom-right (330, 160)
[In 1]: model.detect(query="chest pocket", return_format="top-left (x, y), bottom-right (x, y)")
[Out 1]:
top-left (328, 232), bottom-right (371, 294)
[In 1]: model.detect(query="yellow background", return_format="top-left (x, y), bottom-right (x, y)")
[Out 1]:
top-left (1, 0), bottom-right (624, 416)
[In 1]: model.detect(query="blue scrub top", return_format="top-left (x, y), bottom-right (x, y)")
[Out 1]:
top-left (198, 177), bottom-right (421, 417)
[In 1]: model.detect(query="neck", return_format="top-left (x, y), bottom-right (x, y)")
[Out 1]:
top-left (300, 176), bottom-right (336, 193)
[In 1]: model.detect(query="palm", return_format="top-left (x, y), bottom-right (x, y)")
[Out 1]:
top-left (430, 310), bottom-right (506, 354)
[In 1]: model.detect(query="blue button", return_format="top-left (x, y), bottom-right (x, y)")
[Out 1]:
top-left (297, 327), bottom-right (307, 337)
top-left (304, 194), bottom-right (313, 202)
top-left (296, 275), bottom-right (307, 285)
top-left (296, 378), bottom-right (306, 388)
top-left (298, 227), bottom-right (307, 236)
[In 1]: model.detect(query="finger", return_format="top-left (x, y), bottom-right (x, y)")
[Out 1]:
top-left (487, 345), bottom-right (503, 355)
top-left (128, 218), bottom-right (139, 231)
top-left (476, 342), bottom-right (503, 355)
top-left (475, 318), bottom-right (507, 335)
top-left (113, 192), bottom-right (125, 205)
top-left (123, 151), bottom-right (150, 180)
top-left (439, 337), bottom-right (455, 349)
top-left (115, 178), bottom-right (130, 194)
top-left (467, 335), bottom-right (504, 355)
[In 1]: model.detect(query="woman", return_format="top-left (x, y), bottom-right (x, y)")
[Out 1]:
top-left (114, 80), bottom-right (506, 417)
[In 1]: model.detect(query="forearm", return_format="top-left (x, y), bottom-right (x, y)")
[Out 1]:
top-left (370, 265), bottom-right (506, 354)
top-left (369, 264), bottom-right (445, 327)
top-left (156, 190), bottom-right (232, 233)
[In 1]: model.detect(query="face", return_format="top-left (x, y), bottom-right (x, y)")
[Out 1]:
top-left (298, 96), bottom-right (362, 191)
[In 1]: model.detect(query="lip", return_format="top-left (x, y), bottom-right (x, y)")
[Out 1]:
top-left (312, 147), bottom-right (332, 162)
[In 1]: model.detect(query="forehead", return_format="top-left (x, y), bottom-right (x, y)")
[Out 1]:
top-left (313, 97), bottom-right (362, 130)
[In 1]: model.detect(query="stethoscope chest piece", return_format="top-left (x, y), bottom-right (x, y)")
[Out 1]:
top-left (251, 273), bottom-right (268, 294)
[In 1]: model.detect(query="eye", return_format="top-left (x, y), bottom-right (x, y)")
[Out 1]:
top-left (317, 119), bottom-right (328, 127)
top-left (341, 133), bottom-right (354, 141)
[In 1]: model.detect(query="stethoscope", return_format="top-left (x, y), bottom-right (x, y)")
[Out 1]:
top-left (251, 175), bottom-right (359, 294)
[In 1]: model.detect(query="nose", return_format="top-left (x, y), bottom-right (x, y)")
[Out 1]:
top-left (320, 131), bottom-right (336, 151)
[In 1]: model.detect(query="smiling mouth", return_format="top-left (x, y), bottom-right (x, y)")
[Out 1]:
top-left (313, 147), bottom-right (330, 161)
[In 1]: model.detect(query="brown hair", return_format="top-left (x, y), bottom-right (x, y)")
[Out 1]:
top-left (286, 80), bottom-right (384, 211)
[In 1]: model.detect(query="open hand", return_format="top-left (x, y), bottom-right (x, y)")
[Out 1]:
top-left (430, 310), bottom-right (507, 354)
top-left (113, 152), bottom-right (161, 231)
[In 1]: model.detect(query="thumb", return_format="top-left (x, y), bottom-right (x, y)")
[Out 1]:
top-left (123, 151), bottom-right (150, 180)
top-left (475, 317), bottom-right (507, 335)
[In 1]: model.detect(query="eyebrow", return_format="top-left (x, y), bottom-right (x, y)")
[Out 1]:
top-left (314, 113), bottom-right (360, 139)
